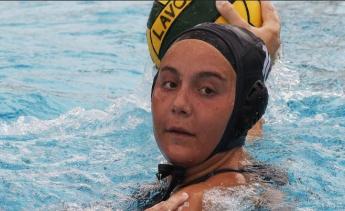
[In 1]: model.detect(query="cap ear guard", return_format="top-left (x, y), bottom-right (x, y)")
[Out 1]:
top-left (235, 80), bottom-right (268, 135)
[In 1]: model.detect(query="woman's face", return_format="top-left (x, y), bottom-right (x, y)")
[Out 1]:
top-left (151, 39), bottom-right (236, 168)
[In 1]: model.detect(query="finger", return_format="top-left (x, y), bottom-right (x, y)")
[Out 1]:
top-left (215, 0), bottom-right (249, 29)
top-left (164, 192), bottom-right (189, 210)
top-left (260, 1), bottom-right (280, 29)
top-left (177, 201), bottom-right (190, 211)
top-left (146, 192), bottom-right (189, 211)
top-left (258, 1), bottom-right (281, 55)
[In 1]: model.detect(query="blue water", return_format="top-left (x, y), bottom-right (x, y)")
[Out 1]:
top-left (0, 1), bottom-right (344, 210)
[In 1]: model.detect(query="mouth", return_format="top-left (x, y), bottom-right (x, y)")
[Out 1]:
top-left (165, 126), bottom-right (195, 137)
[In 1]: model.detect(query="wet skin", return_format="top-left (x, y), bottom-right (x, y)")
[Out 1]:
top-left (151, 39), bottom-right (237, 168)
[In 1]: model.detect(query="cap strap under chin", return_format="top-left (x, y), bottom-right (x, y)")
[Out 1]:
top-left (156, 164), bottom-right (186, 201)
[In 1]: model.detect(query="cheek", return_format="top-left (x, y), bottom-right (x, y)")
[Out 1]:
top-left (152, 92), bottom-right (163, 126)
top-left (151, 89), bottom-right (169, 137)
top-left (196, 103), bottom-right (232, 149)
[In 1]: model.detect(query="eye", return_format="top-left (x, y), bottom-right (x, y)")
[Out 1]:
top-left (199, 87), bottom-right (216, 96)
top-left (162, 81), bottom-right (177, 90)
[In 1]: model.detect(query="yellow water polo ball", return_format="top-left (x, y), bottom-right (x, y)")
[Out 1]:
top-left (146, 0), bottom-right (262, 67)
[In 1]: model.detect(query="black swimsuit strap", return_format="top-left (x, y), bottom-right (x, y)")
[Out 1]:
top-left (213, 167), bottom-right (252, 175)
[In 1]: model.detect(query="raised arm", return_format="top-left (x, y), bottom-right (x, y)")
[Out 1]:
top-left (216, 0), bottom-right (281, 57)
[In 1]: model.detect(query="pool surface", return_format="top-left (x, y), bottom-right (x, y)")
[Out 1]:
top-left (0, 1), bottom-right (344, 210)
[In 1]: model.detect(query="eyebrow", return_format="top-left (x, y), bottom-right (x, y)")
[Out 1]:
top-left (159, 66), bottom-right (227, 82)
top-left (159, 66), bottom-right (179, 76)
top-left (195, 71), bottom-right (227, 82)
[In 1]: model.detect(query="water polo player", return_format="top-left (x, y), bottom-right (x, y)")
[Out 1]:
top-left (140, 1), bottom-right (282, 210)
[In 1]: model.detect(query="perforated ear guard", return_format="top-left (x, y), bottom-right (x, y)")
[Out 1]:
top-left (236, 80), bottom-right (268, 135)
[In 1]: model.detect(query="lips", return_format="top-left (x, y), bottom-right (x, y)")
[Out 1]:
top-left (165, 126), bottom-right (195, 137)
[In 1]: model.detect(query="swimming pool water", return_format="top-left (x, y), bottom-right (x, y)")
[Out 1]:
top-left (0, 1), bottom-right (344, 210)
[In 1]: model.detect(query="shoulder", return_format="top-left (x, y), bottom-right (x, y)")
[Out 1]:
top-left (206, 171), bottom-right (247, 186)
top-left (174, 172), bottom-right (248, 210)
top-left (173, 183), bottom-right (206, 211)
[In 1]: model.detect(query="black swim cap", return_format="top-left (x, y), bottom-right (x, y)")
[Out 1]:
top-left (152, 22), bottom-right (271, 157)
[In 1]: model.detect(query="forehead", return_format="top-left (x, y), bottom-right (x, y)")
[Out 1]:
top-left (160, 39), bottom-right (235, 79)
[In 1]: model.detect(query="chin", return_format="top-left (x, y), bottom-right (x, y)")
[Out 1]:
top-left (162, 145), bottom-right (201, 168)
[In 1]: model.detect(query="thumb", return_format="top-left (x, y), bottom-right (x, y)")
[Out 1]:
top-left (215, 0), bottom-right (249, 29)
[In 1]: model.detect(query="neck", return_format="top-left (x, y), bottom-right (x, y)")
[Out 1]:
top-left (181, 147), bottom-right (246, 185)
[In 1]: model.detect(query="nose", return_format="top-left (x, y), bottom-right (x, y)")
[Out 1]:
top-left (171, 87), bottom-right (192, 117)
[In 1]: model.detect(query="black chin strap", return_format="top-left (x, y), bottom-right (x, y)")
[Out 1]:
top-left (156, 164), bottom-right (186, 201)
